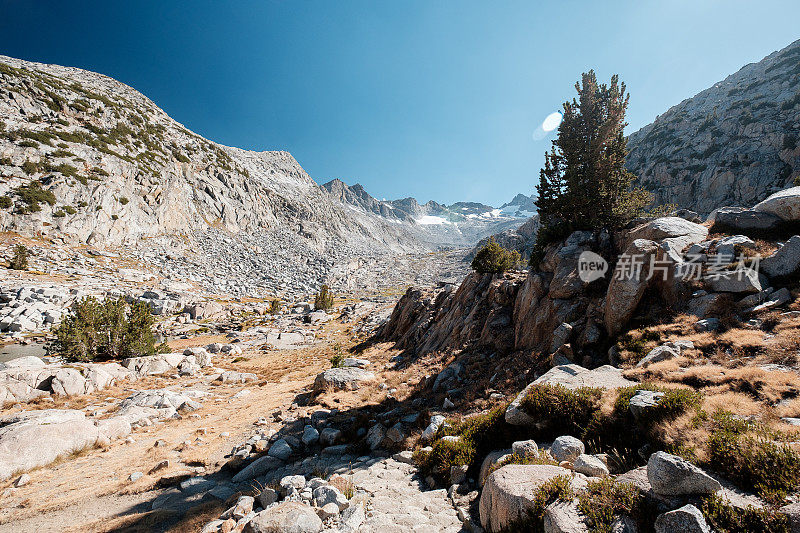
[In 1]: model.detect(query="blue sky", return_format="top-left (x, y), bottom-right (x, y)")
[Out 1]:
top-left (1, 1), bottom-right (799, 206)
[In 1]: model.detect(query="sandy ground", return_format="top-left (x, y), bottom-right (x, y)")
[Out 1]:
top-left (0, 330), bottom-right (344, 532)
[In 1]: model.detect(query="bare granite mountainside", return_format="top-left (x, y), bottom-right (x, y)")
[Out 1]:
top-left (0, 55), bottom-right (424, 251)
top-left (628, 38), bottom-right (800, 214)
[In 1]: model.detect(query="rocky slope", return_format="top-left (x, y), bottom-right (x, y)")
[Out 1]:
top-left (628, 38), bottom-right (800, 214)
top-left (321, 178), bottom-right (533, 248)
top-left (0, 55), bottom-right (445, 297)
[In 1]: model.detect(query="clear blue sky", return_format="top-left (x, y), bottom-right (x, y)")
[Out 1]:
top-left (1, 1), bottom-right (798, 206)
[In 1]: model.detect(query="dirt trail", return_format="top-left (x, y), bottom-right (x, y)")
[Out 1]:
top-left (0, 340), bottom-right (332, 533)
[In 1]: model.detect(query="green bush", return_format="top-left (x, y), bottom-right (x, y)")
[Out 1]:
top-left (119, 196), bottom-right (129, 205)
top-left (330, 343), bottom-right (345, 368)
top-left (577, 479), bottom-right (649, 532)
top-left (64, 205), bottom-right (77, 215)
top-left (51, 296), bottom-right (168, 362)
top-left (12, 181), bottom-right (56, 213)
top-left (9, 244), bottom-right (28, 270)
top-left (53, 210), bottom-right (65, 217)
top-left (519, 384), bottom-right (602, 437)
top-left (701, 494), bottom-right (789, 533)
top-left (471, 237), bottom-right (520, 273)
top-left (314, 284), bottom-right (334, 310)
top-left (417, 405), bottom-right (526, 484)
top-left (21, 161), bottom-right (39, 175)
top-left (0, 196), bottom-right (12, 209)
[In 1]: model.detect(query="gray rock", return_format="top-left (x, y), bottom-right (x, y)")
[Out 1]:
top-left (629, 390), bottom-right (665, 420)
top-left (232, 456), bottom-right (284, 483)
top-left (694, 318), bottom-right (720, 332)
top-left (654, 504), bottom-right (710, 533)
top-left (647, 451), bottom-right (721, 496)
top-left (319, 427), bottom-right (341, 446)
top-left (243, 501), bottom-right (323, 533)
top-left (268, 439), bottom-right (293, 461)
top-left (365, 423), bottom-right (386, 450)
top-left (421, 415), bottom-right (446, 442)
top-left (636, 345), bottom-right (680, 368)
top-left (753, 186), bottom-right (800, 221)
top-left (313, 367), bottom-right (375, 392)
top-left (543, 500), bottom-right (588, 533)
top-left (709, 207), bottom-right (782, 232)
top-left (573, 454), bottom-right (609, 477)
top-left (301, 425), bottom-right (319, 446)
top-left (762, 236), bottom-right (800, 278)
top-left (312, 485), bottom-right (348, 510)
top-left (604, 239), bottom-right (660, 336)
top-left (479, 464), bottom-right (580, 532)
top-left (707, 268), bottom-right (761, 293)
top-left (511, 440), bottom-right (539, 457)
top-left (550, 436), bottom-right (585, 463)
top-left (779, 502), bottom-right (800, 533)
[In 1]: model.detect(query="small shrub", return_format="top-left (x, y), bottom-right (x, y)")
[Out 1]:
top-left (701, 494), bottom-right (789, 533)
top-left (21, 160), bottom-right (39, 175)
top-left (267, 298), bottom-right (282, 315)
top-left (330, 343), bottom-right (345, 368)
top-left (0, 196), bottom-right (12, 209)
top-left (111, 214), bottom-right (118, 220)
top-left (519, 384), bottom-right (602, 437)
top-left (64, 205), bottom-right (77, 215)
top-left (119, 196), bottom-right (129, 205)
top-left (9, 244), bottom-right (28, 270)
top-left (504, 475), bottom-right (574, 532)
top-left (577, 479), bottom-right (647, 532)
top-left (314, 284), bottom-right (334, 310)
top-left (51, 296), bottom-right (164, 362)
top-left (53, 210), bottom-right (65, 217)
top-left (471, 237), bottom-right (520, 273)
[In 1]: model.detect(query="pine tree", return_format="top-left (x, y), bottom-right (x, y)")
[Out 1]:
top-left (535, 71), bottom-right (649, 244)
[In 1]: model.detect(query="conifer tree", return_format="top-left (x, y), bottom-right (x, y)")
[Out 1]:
top-left (535, 71), bottom-right (649, 244)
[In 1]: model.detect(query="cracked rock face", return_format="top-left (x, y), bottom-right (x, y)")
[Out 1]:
top-left (627, 39), bottom-right (800, 214)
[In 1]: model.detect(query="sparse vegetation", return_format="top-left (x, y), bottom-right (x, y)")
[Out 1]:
top-left (577, 479), bottom-right (649, 532)
top-left (51, 296), bottom-right (169, 362)
top-left (268, 298), bottom-right (282, 315)
top-left (471, 237), bottom-right (520, 274)
top-left (12, 180), bottom-right (56, 213)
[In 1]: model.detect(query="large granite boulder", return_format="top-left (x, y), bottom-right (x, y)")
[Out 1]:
top-left (762, 235), bottom-right (800, 278)
top-left (708, 207), bottom-right (782, 233)
top-left (0, 409), bottom-right (101, 480)
top-left (243, 501), bottom-right (323, 533)
top-left (753, 186), bottom-right (800, 221)
top-left (654, 504), bottom-right (710, 533)
top-left (647, 451), bottom-right (721, 496)
top-left (313, 367), bottom-right (375, 392)
top-left (604, 239), bottom-right (660, 336)
top-left (479, 464), bottom-right (578, 532)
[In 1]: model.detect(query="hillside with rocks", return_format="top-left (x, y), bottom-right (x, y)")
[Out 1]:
top-left (628, 39), bottom-right (800, 214)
